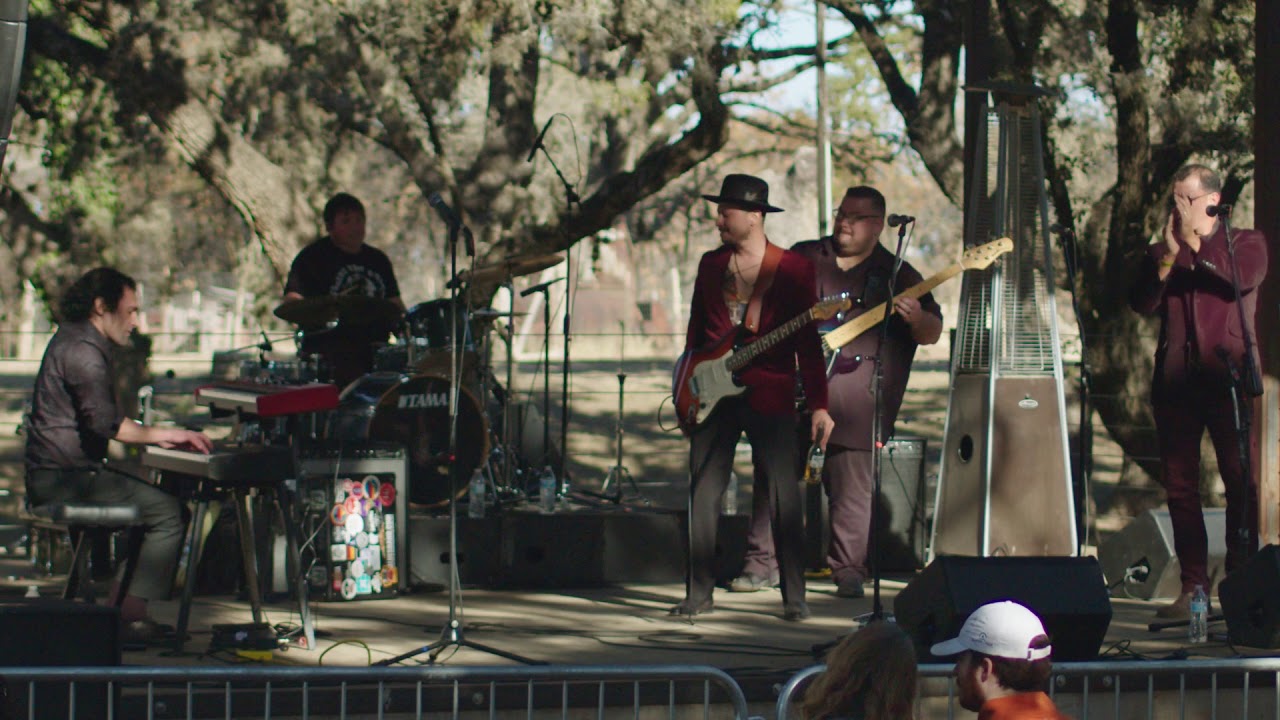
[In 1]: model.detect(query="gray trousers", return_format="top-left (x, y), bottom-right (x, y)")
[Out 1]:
top-left (685, 396), bottom-right (805, 610)
top-left (27, 467), bottom-right (183, 601)
top-left (742, 444), bottom-right (873, 585)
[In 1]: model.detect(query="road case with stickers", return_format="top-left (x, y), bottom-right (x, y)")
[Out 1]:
top-left (299, 448), bottom-right (408, 601)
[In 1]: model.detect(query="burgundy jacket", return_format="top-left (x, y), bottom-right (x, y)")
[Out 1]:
top-left (684, 241), bottom-right (829, 415)
top-left (1129, 222), bottom-right (1267, 399)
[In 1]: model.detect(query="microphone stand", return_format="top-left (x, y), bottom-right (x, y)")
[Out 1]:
top-left (1218, 208), bottom-right (1261, 568)
top-left (531, 137), bottom-right (581, 489)
top-left (376, 204), bottom-right (536, 666)
top-left (1054, 226), bottom-right (1093, 554)
top-left (867, 220), bottom-right (912, 621)
top-left (521, 280), bottom-right (560, 478)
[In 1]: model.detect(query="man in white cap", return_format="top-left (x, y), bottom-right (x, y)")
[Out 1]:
top-left (930, 601), bottom-right (1071, 719)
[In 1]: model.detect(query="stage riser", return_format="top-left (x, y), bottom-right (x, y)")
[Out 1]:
top-left (407, 511), bottom-right (750, 588)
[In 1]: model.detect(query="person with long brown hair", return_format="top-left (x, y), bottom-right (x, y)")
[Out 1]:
top-left (801, 620), bottom-right (918, 720)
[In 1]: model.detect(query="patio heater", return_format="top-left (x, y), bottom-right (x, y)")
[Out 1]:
top-left (929, 84), bottom-right (1077, 559)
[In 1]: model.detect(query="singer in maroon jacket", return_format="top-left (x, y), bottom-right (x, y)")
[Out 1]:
top-left (671, 174), bottom-right (833, 621)
top-left (1129, 164), bottom-right (1268, 619)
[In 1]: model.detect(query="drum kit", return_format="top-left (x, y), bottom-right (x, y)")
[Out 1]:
top-left (266, 253), bottom-right (565, 511)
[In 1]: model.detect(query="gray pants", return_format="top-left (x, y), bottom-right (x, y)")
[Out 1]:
top-left (27, 467), bottom-right (183, 601)
top-left (742, 444), bottom-right (872, 585)
top-left (685, 396), bottom-right (805, 610)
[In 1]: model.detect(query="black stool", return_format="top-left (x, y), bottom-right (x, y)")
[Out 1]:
top-left (24, 503), bottom-right (143, 604)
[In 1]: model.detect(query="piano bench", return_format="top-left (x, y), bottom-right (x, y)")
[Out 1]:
top-left (22, 503), bottom-right (144, 605)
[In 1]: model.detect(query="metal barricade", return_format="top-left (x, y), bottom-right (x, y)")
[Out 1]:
top-left (777, 658), bottom-right (1280, 720)
top-left (0, 663), bottom-right (750, 720)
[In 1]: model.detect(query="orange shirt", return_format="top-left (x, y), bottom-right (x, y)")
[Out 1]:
top-left (978, 692), bottom-right (1072, 720)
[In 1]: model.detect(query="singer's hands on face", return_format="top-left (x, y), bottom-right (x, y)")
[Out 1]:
top-left (810, 409), bottom-right (835, 450)
top-left (1162, 213), bottom-right (1180, 261)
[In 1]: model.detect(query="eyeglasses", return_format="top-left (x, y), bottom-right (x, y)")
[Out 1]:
top-left (1174, 192), bottom-right (1212, 204)
top-left (833, 212), bottom-right (881, 225)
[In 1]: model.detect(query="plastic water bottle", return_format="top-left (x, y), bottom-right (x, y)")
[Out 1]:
top-left (803, 444), bottom-right (825, 484)
top-left (539, 466), bottom-right (557, 513)
top-left (467, 469), bottom-right (486, 519)
top-left (722, 471), bottom-right (739, 515)
top-left (1189, 584), bottom-right (1209, 644)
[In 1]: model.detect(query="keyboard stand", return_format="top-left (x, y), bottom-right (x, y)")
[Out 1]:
top-left (171, 480), bottom-right (314, 653)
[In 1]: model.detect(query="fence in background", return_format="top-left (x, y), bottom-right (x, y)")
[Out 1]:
top-left (0, 664), bottom-right (750, 720)
top-left (777, 658), bottom-right (1280, 720)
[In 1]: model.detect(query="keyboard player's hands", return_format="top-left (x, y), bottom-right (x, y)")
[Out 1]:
top-left (157, 428), bottom-right (214, 454)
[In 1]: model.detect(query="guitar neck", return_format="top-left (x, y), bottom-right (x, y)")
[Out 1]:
top-left (822, 261), bottom-right (963, 351)
top-left (727, 309), bottom-right (815, 372)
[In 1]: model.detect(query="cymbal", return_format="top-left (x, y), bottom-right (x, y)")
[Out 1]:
top-left (462, 254), bottom-right (563, 285)
top-left (273, 295), bottom-right (402, 328)
top-left (470, 308), bottom-right (529, 319)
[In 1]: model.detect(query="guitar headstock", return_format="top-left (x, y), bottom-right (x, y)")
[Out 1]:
top-left (960, 237), bottom-right (1014, 270)
top-left (813, 296), bottom-right (852, 320)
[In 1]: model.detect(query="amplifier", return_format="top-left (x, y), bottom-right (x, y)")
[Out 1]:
top-left (299, 450), bottom-right (408, 600)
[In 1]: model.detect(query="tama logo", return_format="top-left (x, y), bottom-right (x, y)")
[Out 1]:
top-left (398, 392), bottom-right (448, 409)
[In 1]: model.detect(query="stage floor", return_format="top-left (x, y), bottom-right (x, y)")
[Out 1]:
top-left (2, 572), bottom-right (1255, 674)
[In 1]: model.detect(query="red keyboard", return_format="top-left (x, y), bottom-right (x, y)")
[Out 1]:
top-left (195, 381), bottom-right (339, 418)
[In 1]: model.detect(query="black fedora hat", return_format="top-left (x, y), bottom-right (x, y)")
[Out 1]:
top-left (702, 173), bottom-right (784, 213)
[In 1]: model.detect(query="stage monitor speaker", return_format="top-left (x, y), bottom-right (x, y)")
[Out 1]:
top-left (1097, 508), bottom-right (1227, 600)
top-left (1220, 545), bottom-right (1280, 649)
top-left (894, 556), bottom-right (1111, 662)
top-left (0, 598), bottom-right (119, 720)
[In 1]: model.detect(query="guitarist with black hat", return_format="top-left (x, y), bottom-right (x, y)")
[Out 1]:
top-left (670, 173), bottom-right (835, 622)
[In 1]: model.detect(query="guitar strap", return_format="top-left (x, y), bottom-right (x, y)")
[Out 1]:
top-left (744, 241), bottom-right (783, 333)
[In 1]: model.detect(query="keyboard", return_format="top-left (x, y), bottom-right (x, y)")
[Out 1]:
top-left (142, 444), bottom-right (295, 484)
top-left (194, 381), bottom-right (340, 418)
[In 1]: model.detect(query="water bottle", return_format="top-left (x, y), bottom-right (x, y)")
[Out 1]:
top-left (539, 466), bottom-right (557, 513)
top-left (467, 468), bottom-right (486, 519)
top-left (803, 443), bottom-right (825, 484)
top-left (1189, 584), bottom-right (1209, 644)
top-left (722, 471), bottom-right (739, 515)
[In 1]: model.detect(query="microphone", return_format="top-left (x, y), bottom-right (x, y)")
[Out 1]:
top-left (1207, 204), bottom-right (1231, 217)
top-left (258, 329), bottom-right (273, 352)
top-left (520, 277), bottom-right (565, 297)
top-left (527, 116), bottom-right (555, 163)
top-left (428, 193), bottom-right (474, 256)
top-left (887, 214), bottom-right (915, 227)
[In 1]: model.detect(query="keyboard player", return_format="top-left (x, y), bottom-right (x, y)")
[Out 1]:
top-left (24, 268), bottom-right (212, 646)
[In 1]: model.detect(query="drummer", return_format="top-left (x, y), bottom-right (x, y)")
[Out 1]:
top-left (284, 192), bottom-right (406, 388)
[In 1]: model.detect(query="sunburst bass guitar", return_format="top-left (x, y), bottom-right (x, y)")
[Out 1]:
top-left (820, 237), bottom-right (1013, 353)
top-left (672, 297), bottom-right (851, 436)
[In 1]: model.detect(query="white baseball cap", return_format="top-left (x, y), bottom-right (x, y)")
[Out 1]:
top-left (929, 601), bottom-right (1053, 660)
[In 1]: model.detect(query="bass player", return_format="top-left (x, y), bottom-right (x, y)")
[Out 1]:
top-left (670, 174), bottom-right (834, 621)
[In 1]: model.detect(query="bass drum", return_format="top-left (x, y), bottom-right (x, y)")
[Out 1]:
top-left (327, 372), bottom-right (490, 508)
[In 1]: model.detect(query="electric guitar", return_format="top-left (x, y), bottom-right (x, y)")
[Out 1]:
top-left (672, 297), bottom-right (851, 436)
top-left (820, 237), bottom-right (1013, 353)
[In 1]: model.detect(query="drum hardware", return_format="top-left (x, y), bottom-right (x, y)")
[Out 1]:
top-left (520, 277), bottom-right (566, 495)
top-left (458, 253), bottom-right (563, 286)
top-left (579, 371), bottom-right (647, 506)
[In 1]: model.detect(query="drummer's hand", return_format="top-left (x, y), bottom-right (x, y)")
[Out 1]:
top-left (810, 409), bottom-right (835, 450)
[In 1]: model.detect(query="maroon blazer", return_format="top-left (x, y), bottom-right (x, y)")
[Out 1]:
top-left (1129, 222), bottom-right (1268, 397)
top-left (684, 242), bottom-right (829, 415)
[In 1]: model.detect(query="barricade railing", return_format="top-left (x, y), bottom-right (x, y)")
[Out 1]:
top-left (776, 658), bottom-right (1280, 720)
top-left (0, 663), bottom-right (750, 720)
